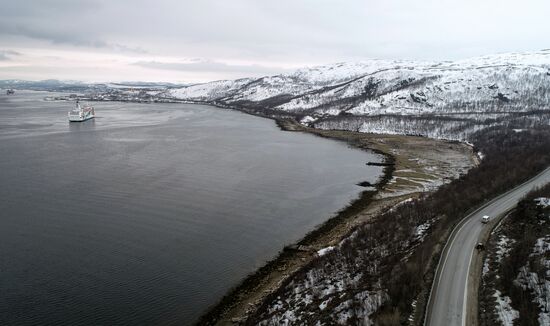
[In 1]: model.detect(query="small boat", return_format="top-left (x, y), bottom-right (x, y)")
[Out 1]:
top-left (68, 100), bottom-right (95, 122)
top-left (6, 89), bottom-right (15, 95)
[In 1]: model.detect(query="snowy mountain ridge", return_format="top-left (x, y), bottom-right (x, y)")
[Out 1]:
top-left (165, 50), bottom-right (550, 140)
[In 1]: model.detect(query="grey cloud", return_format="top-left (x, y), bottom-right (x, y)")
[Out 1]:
top-left (133, 60), bottom-right (286, 76)
top-left (0, 0), bottom-right (145, 53)
top-left (1, 0), bottom-right (550, 82)
top-left (0, 23), bottom-right (146, 53)
top-left (3, 0), bottom-right (549, 61)
top-left (0, 50), bottom-right (21, 60)
top-left (112, 44), bottom-right (148, 54)
top-left (1, 25), bottom-right (105, 47)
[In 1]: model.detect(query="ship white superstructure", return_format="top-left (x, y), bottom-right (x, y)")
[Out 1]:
top-left (68, 100), bottom-right (95, 122)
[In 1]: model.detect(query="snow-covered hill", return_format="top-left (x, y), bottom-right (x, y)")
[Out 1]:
top-left (165, 50), bottom-right (550, 140)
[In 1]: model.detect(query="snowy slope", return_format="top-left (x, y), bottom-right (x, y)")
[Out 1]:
top-left (168, 77), bottom-right (255, 101)
top-left (165, 50), bottom-right (550, 139)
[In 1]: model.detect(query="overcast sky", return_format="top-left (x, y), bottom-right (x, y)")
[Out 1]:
top-left (0, 0), bottom-right (549, 83)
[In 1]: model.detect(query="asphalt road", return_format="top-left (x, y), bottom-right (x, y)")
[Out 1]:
top-left (426, 167), bottom-right (550, 326)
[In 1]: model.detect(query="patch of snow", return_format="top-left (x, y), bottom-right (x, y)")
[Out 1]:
top-left (414, 220), bottom-right (433, 241)
top-left (477, 151), bottom-right (485, 160)
top-left (300, 115), bottom-right (316, 125)
top-left (495, 235), bottom-right (515, 262)
top-left (319, 298), bottom-right (331, 311)
top-left (533, 237), bottom-right (550, 256)
top-left (333, 291), bottom-right (387, 325)
top-left (513, 236), bottom-right (550, 323)
top-left (483, 259), bottom-right (490, 276)
top-left (535, 197), bottom-right (550, 208)
top-left (515, 266), bottom-right (550, 323)
top-left (388, 198), bottom-right (414, 212)
top-left (493, 290), bottom-right (519, 326)
top-left (317, 246), bottom-right (335, 257)
top-left (408, 299), bottom-right (418, 322)
top-left (279, 310), bottom-right (297, 325)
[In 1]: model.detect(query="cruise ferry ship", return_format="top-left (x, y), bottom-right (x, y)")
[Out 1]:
top-left (68, 100), bottom-right (95, 122)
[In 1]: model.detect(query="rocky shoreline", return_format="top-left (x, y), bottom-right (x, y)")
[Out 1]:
top-left (195, 120), bottom-right (396, 325)
top-left (195, 118), bottom-right (476, 325)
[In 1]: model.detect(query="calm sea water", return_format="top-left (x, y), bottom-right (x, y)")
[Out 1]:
top-left (0, 91), bottom-right (382, 325)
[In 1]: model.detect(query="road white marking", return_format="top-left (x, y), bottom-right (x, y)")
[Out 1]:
top-left (462, 240), bottom-right (474, 326)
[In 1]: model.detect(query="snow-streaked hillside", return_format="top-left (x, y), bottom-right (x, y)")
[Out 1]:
top-left (165, 50), bottom-right (550, 140)
top-left (168, 77), bottom-right (255, 101)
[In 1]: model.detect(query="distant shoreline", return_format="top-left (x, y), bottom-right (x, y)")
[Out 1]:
top-left (38, 93), bottom-right (474, 325)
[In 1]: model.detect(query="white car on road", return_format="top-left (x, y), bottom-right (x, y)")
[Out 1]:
top-left (481, 215), bottom-right (490, 223)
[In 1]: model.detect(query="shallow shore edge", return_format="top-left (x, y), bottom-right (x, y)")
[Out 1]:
top-left (194, 117), bottom-right (396, 325)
